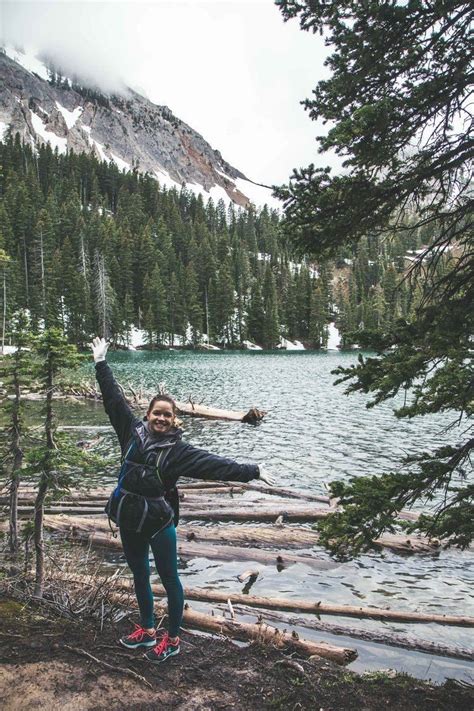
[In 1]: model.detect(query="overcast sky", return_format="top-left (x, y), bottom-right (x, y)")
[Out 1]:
top-left (2, 0), bottom-right (334, 185)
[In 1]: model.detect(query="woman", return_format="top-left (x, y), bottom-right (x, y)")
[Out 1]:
top-left (91, 337), bottom-right (272, 664)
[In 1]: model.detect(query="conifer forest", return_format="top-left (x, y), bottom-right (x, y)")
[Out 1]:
top-left (0, 135), bottom-right (434, 351)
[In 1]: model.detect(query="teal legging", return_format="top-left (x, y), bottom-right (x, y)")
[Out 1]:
top-left (120, 523), bottom-right (184, 637)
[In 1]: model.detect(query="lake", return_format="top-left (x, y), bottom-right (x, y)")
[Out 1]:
top-left (63, 350), bottom-right (474, 682)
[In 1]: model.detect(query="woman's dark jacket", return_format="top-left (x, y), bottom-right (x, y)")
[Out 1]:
top-left (96, 361), bottom-right (260, 524)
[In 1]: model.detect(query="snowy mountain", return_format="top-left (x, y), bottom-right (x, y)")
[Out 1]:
top-left (0, 46), bottom-right (279, 209)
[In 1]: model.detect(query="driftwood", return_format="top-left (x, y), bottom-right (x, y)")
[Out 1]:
top-left (233, 605), bottom-right (474, 662)
top-left (175, 400), bottom-right (266, 424)
top-left (9, 481), bottom-right (422, 525)
top-left (179, 607), bottom-right (356, 664)
top-left (41, 514), bottom-right (441, 556)
top-left (168, 587), bottom-right (474, 627)
top-left (18, 504), bottom-right (332, 520)
top-left (64, 573), bottom-right (473, 661)
top-left (43, 519), bottom-right (335, 570)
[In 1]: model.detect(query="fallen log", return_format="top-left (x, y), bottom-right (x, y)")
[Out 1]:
top-left (18, 504), bottom-right (332, 520)
top-left (180, 506), bottom-right (332, 522)
top-left (142, 582), bottom-right (474, 628)
top-left (175, 400), bottom-right (266, 424)
top-left (42, 514), bottom-right (442, 555)
top-left (243, 606), bottom-right (474, 661)
top-left (46, 524), bottom-right (336, 570)
top-left (10, 481), bottom-right (421, 520)
top-left (238, 481), bottom-right (332, 504)
top-left (180, 607), bottom-right (356, 664)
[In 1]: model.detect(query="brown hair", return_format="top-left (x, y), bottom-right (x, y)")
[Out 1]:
top-left (146, 393), bottom-right (177, 416)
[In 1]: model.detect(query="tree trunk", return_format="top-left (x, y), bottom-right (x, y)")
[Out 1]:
top-left (34, 364), bottom-right (55, 598)
top-left (8, 367), bottom-right (23, 557)
top-left (33, 474), bottom-right (48, 597)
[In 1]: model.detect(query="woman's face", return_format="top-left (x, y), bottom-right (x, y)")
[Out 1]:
top-left (147, 400), bottom-right (175, 434)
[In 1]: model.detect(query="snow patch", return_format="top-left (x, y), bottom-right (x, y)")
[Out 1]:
top-left (185, 181), bottom-right (233, 207)
top-left (30, 111), bottom-right (67, 153)
top-left (0, 121), bottom-right (9, 140)
top-left (154, 169), bottom-right (182, 191)
top-left (327, 322), bottom-right (341, 351)
top-left (90, 138), bottom-right (108, 162)
top-left (3, 45), bottom-right (50, 81)
top-left (279, 337), bottom-right (305, 351)
top-left (81, 126), bottom-right (108, 162)
top-left (55, 101), bottom-right (83, 129)
top-left (200, 343), bottom-right (221, 351)
top-left (110, 152), bottom-right (131, 172)
top-left (242, 340), bottom-right (262, 351)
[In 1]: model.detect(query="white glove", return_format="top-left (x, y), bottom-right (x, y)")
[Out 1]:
top-left (258, 466), bottom-right (275, 487)
top-left (90, 336), bottom-right (109, 363)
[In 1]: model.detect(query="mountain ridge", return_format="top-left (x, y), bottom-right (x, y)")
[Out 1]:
top-left (0, 46), bottom-right (277, 208)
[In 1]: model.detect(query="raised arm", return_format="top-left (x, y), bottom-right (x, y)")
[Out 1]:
top-left (91, 337), bottom-right (137, 449)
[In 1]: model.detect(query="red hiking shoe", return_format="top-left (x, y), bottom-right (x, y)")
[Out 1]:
top-left (144, 632), bottom-right (180, 663)
top-left (119, 623), bottom-right (157, 649)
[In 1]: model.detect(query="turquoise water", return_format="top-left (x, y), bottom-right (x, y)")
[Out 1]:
top-left (66, 350), bottom-right (473, 681)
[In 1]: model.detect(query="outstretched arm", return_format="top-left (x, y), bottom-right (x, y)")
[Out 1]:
top-left (90, 337), bottom-right (137, 449)
top-left (170, 442), bottom-right (272, 485)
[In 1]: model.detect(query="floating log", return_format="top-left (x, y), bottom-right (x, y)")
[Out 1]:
top-left (111, 579), bottom-right (471, 628)
top-left (40, 530), bottom-right (474, 627)
top-left (178, 589), bottom-right (474, 627)
top-left (179, 506), bottom-right (332, 522)
top-left (43, 520), bottom-right (335, 570)
top-left (238, 481), bottom-right (332, 504)
top-left (19, 504), bottom-right (333, 521)
top-left (10, 480), bottom-right (421, 521)
top-left (175, 400), bottom-right (266, 424)
top-left (233, 605), bottom-right (474, 662)
top-left (41, 514), bottom-right (441, 555)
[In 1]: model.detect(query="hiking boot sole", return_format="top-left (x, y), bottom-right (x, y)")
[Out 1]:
top-left (145, 648), bottom-right (180, 663)
top-left (119, 638), bottom-right (157, 649)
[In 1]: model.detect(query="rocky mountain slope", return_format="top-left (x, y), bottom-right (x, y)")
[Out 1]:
top-left (0, 46), bottom-right (275, 208)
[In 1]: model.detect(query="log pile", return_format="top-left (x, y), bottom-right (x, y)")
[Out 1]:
top-left (8, 479), bottom-right (443, 554)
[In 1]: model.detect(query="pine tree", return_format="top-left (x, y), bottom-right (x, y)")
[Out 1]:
top-left (309, 281), bottom-right (328, 349)
top-left (184, 263), bottom-right (203, 346)
top-left (27, 329), bottom-right (83, 597)
top-left (277, 0), bottom-right (474, 553)
top-left (262, 266), bottom-right (280, 349)
top-left (0, 311), bottom-right (34, 556)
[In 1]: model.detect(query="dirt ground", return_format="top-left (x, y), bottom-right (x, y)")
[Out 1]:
top-left (1, 596), bottom-right (473, 711)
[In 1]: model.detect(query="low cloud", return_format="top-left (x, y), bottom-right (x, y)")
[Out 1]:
top-left (2, 1), bottom-right (128, 92)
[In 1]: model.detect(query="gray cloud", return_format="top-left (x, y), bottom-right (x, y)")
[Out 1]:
top-left (2, 1), bottom-right (129, 92)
